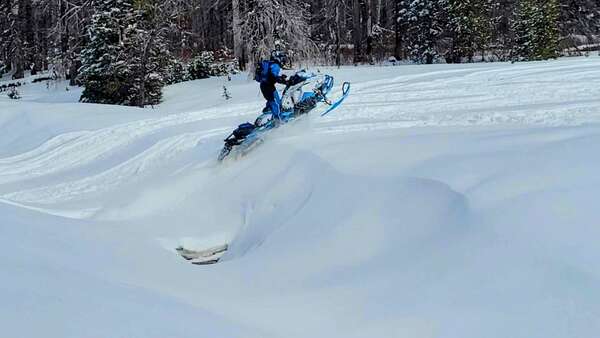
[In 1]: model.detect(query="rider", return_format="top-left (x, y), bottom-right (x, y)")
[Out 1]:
top-left (256, 50), bottom-right (290, 120)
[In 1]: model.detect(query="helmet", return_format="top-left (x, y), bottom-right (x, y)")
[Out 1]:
top-left (270, 50), bottom-right (288, 66)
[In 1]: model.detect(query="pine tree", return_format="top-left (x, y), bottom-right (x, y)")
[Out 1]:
top-left (7, 86), bottom-right (21, 99)
top-left (512, 0), bottom-right (560, 61)
top-left (446, 0), bottom-right (492, 63)
top-left (79, 0), bottom-right (138, 104)
top-left (512, 0), bottom-right (534, 59)
top-left (3, 0), bottom-right (599, 91)
top-left (1, 0), bottom-right (29, 79)
top-left (0, 0), bottom-right (14, 75)
top-left (536, 0), bottom-right (560, 59)
top-left (79, 0), bottom-right (169, 106)
top-left (222, 85), bottom-right (231, 100)
top-left (126, 0), bottom-right (171, 106)
top-left (188, 52), bottom-right (215, 80)
top-left (164, 58), bottom-right (187, 85)
top-left (400, 0), bottom-right (447, 64)
top-left (125, 25), bottom-right (166, 106)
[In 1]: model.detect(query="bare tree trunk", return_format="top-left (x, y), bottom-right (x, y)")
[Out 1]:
top-left (366, 0), bottom-right (373, 63)
top-left (12, 46), bottom-right (24, 79)
top-left (394, 0), bottom-right (402, 60)
top-left (375, 0), bottom-right (384, 60)
top-left (60, 0), bottom-right (68, 59)
top-left (335, 0), bottom-right (342, 67)
top-left (69, 59), bottom-right (80, 86)
top-left (352, 0), bottom-right (361, 64)
top-left (375, 0), bottom-right (381, 25)
top-left (232, 0), bottom-right (245, 70)
top-left (12, 0), bottom-right (27, 79)
top-left (138, 32), bottom-right (156, 108)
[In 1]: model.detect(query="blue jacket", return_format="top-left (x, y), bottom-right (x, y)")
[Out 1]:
top-left (259, 61), bottom-right (287, 89)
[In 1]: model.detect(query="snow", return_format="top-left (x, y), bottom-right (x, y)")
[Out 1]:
top-left (2, 57), bottom-right (600, 338)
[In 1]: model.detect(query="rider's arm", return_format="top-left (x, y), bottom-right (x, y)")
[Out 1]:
top-left (270, 63), bottom-right (288, 85)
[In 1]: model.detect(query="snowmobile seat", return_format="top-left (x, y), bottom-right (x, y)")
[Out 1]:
top-left (233, 122), bottom-right (256, 139)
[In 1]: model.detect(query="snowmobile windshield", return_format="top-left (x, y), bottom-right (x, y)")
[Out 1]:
top-left (281, 72), bottom-right (325, 111)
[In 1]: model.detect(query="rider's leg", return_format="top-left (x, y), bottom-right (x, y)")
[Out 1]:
top-left (260, 83), bottom-right (276, 115)
top-left (270, 89), bottom-right (281, 119)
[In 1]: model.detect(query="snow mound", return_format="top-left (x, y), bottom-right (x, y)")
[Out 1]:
top-left (220, 148), bottom-right (470, 264)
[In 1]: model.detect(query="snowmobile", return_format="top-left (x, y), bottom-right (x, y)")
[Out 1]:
top-left (218, 70), bottom-right (350, 161)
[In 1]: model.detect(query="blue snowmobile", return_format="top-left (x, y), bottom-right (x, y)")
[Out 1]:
top-left (218, 70), bottom-right (350, 161)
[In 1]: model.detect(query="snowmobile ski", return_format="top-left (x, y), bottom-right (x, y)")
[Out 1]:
top-left (176, 244), bottom-right (228, 265)
top-left (321, 82), bottom-right (350, 116)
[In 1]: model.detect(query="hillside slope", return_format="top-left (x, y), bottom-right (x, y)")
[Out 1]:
top-left (1, 58), bottom-right (600, 338)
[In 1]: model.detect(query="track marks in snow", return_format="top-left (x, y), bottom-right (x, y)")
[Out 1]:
top-left (2, 128), bottom-right (229, 205)
top-left (321, 60), bottom-right (600, 129)
top-left (3, 58), bottom-right (600, 214)
top-left (0, 131), bottom-right (90, 165)
top-left (0, 107), bottom-right (252, 185)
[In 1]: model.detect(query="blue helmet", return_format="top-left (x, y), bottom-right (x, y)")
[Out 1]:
top-left (270, 50), bottom-right (288, 66)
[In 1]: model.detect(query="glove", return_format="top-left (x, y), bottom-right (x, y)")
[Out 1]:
top-left (281, 74), bottom-right (292, 86)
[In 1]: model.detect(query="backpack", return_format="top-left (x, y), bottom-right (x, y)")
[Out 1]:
top-left (253, 60), bottom-right (271, 83)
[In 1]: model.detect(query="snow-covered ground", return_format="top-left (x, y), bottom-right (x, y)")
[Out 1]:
top-left (2, 57), bottom-right (600, 338)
